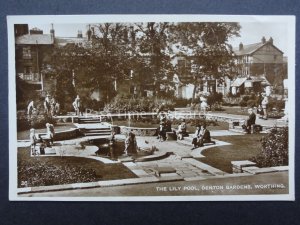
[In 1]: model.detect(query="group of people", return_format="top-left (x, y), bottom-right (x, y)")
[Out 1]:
top-left (27, 94), bottom-right (60, 119)
top-left (257, 92), bottom-right (269, 120)
top-left (29, 123), bottom-right (55, 155)
top-left (157, 112), bottom-right (172, 142)
top-left (44, 94), bottom-right (60, 117)
top-left (124, 131), bottom-right (138, 155)
top-left (191, 124), bottom-right (213, 150)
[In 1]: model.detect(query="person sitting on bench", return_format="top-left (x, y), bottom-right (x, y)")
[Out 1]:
top-left (242, 108), bottom-right (256, 134)
top-left (158, 123), bottom-right (166, 142)
top-left (198, 125), bottom-right (214, 147)
top-left (191, 125), bottom-right (202, 150)
top-left (177, 119), bottom-right (187, 140)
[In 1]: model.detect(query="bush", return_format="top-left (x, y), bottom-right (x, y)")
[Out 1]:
top-left (246, 99), bottom-right (257, 108)
top-left (252, 127), bottom-right (288, 167)
top-left (207, 92), bottom-right (223, 110)
top-left (174, 98), bottom-right (191, 108)
top-left (239, 100), bottom-right (247, 107)
top-left (239, 94), bottom-right (257, 108)
top-left (268, 98), bottom-right (285, 111)
top-left (103, 95), bottom-right (175, 113)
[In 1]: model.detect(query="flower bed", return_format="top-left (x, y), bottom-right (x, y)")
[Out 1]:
top-left (18, 147), bottom-right (137, 188)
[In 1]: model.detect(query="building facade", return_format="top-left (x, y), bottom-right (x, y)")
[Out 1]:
top-left (15, 24), bottom-right (55, 93)
top-left (233, 36), bottom-right (287, 93)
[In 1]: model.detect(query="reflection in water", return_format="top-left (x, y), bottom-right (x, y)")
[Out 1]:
top-left (93, 139), bottom-right (125, 160)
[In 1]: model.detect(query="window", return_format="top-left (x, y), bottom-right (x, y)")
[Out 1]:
top-left (23, 47), bottom-right (31, 59)
top-left (274, 55), bottom-right (277, 60)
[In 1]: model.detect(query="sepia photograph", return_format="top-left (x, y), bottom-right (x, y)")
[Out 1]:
top-left (8, 15), bottom-right (295, 201)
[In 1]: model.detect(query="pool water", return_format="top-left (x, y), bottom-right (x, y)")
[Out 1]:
top-left (90, 139), bottom-right (138, 160)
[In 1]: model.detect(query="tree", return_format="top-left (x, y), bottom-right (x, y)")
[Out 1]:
top-left (133, 22), bottom-right (175, 97)
top-left (170, 22), bottom-right (241, 101)
top-left (43, 23), bottom-right (133, 108)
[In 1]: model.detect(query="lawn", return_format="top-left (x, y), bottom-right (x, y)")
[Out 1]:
top-left (198, 134), bottom-right (265, 173)
top-left (18, 147), bottom-right (137, 188)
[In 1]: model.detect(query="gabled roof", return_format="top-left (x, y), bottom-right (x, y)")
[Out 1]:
top-left (231, 77), bottom-right (247, 87)
top-left (16, 34), bottom-right (54, 45)
top-left (233, 42), bottom-right (284, 56)
top-left (231, 75), bottom-right (271, 87)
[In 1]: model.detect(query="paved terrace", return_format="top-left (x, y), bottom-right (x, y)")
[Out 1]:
top-left (16, 111), bottom-right (288, 195)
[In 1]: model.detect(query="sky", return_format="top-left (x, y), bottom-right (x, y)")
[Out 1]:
top-left (28, 21), bottom-right (289, 55)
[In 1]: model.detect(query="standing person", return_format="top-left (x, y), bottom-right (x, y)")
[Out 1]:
top-left (44, 95), bottom-right (51, 116)
top-left (200, 94), bottom-right (208, 114)
top-left (30, 128), bottom-right (37, 155)
top-left (73, 95), bottom-right (82, 116)
top-left (50, 97), bottom-right (56, 116)
top-left (27, 100), bottom-right (35, 118)
top-left (124, 131), bottom-right (138, 155)
top-left (256, 92), bottom-right (263, 108)
top-left (191, 125), bottom-right (202, 150)
top-left (261, 93), bottom-right (269, 120)
top-left (46, 123), bottom-right (55, 146)
top-left (54, 102), bottom-right (60, 115)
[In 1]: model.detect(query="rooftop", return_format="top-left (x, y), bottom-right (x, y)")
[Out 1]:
top-left (15, 34), bottom-right (54, 45)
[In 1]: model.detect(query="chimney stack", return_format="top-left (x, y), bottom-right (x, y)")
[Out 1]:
top-left (261, 36), bottom-right (266, 44)
top-left (77, 30), bottom-right (83, 38)
top-left (268, 37), bottom-right (273, 44)
top-left (50, 23), bottom-right (55, 38)
top-left (87, 24), bottom-right (92, 41)
top-left (239, 42), bottom-right (243, 51)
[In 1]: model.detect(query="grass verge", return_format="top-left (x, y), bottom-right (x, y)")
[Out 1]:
top-left (198, 134), bottom-right (265, 173)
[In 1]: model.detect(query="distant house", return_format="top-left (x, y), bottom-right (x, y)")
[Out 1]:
top-left (233, 36), bottom-right (287, 93)
top-left (231, 75), bottom-right (271, 96)
top-left (171, 54), bottom-right (219, 99)
top-left (15, 25), bottom-right (55, 93)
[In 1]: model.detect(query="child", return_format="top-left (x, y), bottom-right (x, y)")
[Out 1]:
top-left (30, 128), bottom-right (37, 155)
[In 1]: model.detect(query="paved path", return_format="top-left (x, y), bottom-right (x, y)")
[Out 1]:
top-left (19, 171), bottom-right (289, 197)
top-left (207, 112), bottom-right (288, 127)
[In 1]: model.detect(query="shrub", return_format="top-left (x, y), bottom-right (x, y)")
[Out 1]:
top-left (207, 92), bottom-right (223, 110)
top-left (174, 98), bottom-right (191, 108)
top-left (252, 127), bottom-right (288, 167)
top-left (246, 99), bottom-right (257, 108)
top-left (103, 95), bottom-right (175, 113)
top-left (239, 100), bottom-right (247, 107)
top-left (268, 98), bottom-right (285, 111)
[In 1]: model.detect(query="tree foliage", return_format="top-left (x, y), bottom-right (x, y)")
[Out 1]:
top-left (42, 22), bottom-right (241, 108)
top-left (170, 22), bottom-right (241, 100)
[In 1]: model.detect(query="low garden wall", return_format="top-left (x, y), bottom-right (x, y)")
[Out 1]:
top-left (119, 126), bottom-right (157, 136)
top-left (37, 128), bottom-right (81, 141)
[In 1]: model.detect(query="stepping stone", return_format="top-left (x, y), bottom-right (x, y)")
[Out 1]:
top-left (151, 167), bottom-right (176, 177)
top-left (118, 156), bottom-right (134, 162)
top-left (242, 166), bottom-right (277, 174)
top-left (44, 147), bottom-right (57, 155)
